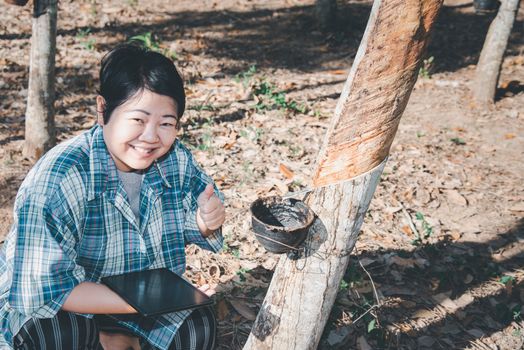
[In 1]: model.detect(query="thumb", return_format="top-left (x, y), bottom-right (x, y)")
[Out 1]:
top-left (197, 184), bottom-right (215, 207)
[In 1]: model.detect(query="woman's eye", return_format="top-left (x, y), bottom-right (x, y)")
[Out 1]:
top-left (161, 123), bottom-right (175, 127)
top-left (132, 118), bottom-right (144, 124)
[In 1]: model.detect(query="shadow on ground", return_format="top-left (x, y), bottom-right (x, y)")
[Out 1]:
top-left (3, 2), bottom-right (522, 76)
top-left (215, 218), bottom-right (524, 349)
top-left (323, 218), bottom-right (524, 349)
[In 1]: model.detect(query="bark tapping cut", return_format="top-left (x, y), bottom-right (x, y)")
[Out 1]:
top-left (24, 0), bottom-right (57, 160)
top-left (243, 1), bottom-right (443, 349)
top-left (313, 0), bottom-right (443, 188)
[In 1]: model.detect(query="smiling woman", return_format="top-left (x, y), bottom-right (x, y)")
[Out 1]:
top-left (0, 44), bottom-right (225, 350)
top-left (97, 90), bottom-right (180, 172)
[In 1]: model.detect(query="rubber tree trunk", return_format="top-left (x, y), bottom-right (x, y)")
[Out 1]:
top-left (316, 0), bottom-right (337, 31)
top-left (243, 1), bottom-right (443, 349)
top-left (473, 0), bottom-right (521, 105)
top-left (24, 0), bottom-right (57, 160)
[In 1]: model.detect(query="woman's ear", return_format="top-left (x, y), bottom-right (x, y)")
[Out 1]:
top-left (96, 95), bottom-right (106, 125)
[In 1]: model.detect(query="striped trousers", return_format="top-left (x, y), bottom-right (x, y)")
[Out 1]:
top-left (12, 307), bottom-right (216, 350)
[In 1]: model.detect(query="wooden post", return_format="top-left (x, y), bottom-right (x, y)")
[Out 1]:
top-left (23, 0), bottom-right (57, 160)
top-left (473, 0), bottom-right (521, 106)
top-left (243, 1), bottom-right (443, 349)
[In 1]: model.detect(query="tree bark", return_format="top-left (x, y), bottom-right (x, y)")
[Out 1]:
top-left (315, 0), bottom-right (337, 31)
top-left (24, 0), bottom-right (57, 160)
top-left (243, 1), bottom-right (443, 349)
top-left (473, 0), bottom-right (521, 105)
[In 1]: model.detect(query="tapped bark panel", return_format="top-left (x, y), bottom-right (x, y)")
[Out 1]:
top-left (313, 0), bottom-right (443, 187)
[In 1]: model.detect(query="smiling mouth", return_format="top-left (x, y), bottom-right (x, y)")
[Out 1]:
top-left (130, 145), bottom-right (156, 155)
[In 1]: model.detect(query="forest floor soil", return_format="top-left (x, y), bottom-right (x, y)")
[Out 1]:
top-left (1, 0), bottom-right (523, 349)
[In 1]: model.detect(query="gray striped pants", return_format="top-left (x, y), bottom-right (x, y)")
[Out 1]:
top-left (12, 307), bottom-right (216, 350)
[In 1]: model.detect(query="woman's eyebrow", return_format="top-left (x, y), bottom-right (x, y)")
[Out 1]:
top-left (162, 115), bottom-right (177, 119)
top-left (126, 109), bottom-right (150, 115)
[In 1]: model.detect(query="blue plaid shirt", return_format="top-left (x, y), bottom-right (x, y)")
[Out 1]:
top-left (0, 125), bottom-right (223, 349)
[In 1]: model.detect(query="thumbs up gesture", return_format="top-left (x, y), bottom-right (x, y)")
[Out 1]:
top-left (196, 184), bottom-right (225, 236)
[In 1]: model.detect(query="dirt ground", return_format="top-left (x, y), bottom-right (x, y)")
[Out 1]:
top-left (1, 0), bottom-right (523, 349)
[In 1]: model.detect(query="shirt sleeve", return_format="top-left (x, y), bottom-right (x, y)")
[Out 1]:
top-left (8, 193), bottom-right (85, 318)
top-left (182, 158), bottom-right (224, 253)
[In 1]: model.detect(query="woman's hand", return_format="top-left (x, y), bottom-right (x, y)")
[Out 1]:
top-left (196, 184), bottom-right (225, 236)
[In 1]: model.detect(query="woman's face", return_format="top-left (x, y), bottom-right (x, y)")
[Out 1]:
top-left (97, 89), bottom-right (179, 172)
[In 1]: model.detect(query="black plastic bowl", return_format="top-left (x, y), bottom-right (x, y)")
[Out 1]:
top-left (473, 0), bottom-right (499, 14)
top-left (250, 196), bottom-right (315, 254)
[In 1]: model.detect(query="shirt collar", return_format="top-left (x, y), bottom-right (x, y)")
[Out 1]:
top-left (87, 125), bottom-right (171, 201)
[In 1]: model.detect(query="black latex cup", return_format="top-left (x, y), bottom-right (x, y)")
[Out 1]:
top-left (250, 196), bottom-right (314, 254)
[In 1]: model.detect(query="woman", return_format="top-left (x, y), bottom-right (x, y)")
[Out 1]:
top-left (0, 43), bottom-right (225, 350)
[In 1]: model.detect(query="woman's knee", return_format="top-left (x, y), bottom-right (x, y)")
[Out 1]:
top-left (13, 311), bottom-right (100, 350)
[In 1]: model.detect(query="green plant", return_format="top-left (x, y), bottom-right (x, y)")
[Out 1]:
top-left (196, 131), bottom-right (213, 151)
top-left (289, 179), bottom-right (303, 192)
top-left (418, 56), bottom-right (434, 79)
top-left (129, 32), bottom-right (177, 60)
top-left (339, 279), bottom-right (349, 291)
top-left (410, 211), bottom-right (433, 246)
top-left (235, 65), bottom-right (257, 87)
top-left (222, 232), bottom-right (231, 252)
top-left (415, 212), bottom-right (433, 238)
top-left (231, 248), bottom-right (241, 259)
top-left (367, 318), bottom-right (377, 333)
top-left (76, 28), bottom-right (96, 51)
top-left (236, 267), bottom-right (250, 282)
top-left (252, 81), bottom-right (307, 114)
top-left (450, 137), bottom-right (466, 145)
top-left (499, 275), bottom-right (516, 285)
top-left (513, 308), bottom-right (521, 321)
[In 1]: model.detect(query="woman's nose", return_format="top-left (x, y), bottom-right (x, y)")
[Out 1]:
top-left (138, 123), bottom-right (160, 143)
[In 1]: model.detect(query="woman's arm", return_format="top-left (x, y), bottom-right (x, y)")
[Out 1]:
top-left (62, 282), bottom-right (137, 314)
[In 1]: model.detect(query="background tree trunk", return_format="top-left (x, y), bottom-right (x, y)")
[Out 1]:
top-left (315, 0), bottom-right (337, 31)
top-left (473, 0), bottom-right (521, 106)
top-left (243, 0), bottom-right (443, 349)
top-left (24, 0), bottom-right (57, 160)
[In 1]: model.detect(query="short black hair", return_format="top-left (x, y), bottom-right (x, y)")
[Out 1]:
top-left (98, 43), bottom-right (185, 124)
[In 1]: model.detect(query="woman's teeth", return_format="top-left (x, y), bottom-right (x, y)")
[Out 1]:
top-left (132, 146), bottom-right (154, 154)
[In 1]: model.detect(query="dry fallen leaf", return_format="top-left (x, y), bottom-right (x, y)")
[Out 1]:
top-left (327, 69), bottom-right (347, 75)
top-left (444, 189), bottom-right (468, 206)
top-left (279, 163), bottom-right (294, 179)
top-left (449, 230), bottom-right (462, 241)
top-left (413, 308), bottom-right (434, 319)
top-left (433, 292), bottom-right (458, 312)
top-left (216, 299), bottom-right (230, 321)
top-left (387, 255), bottom-right (417, 268)
top-left (229, 299), bottom-right (257, 321)
top-left (454, 294), bottom-right (474, 309)
top-left (401, 225), bottom-right (413, 236)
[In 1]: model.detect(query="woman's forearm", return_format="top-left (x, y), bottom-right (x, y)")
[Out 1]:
top-left (62, 281), bottom-right (137, 314)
